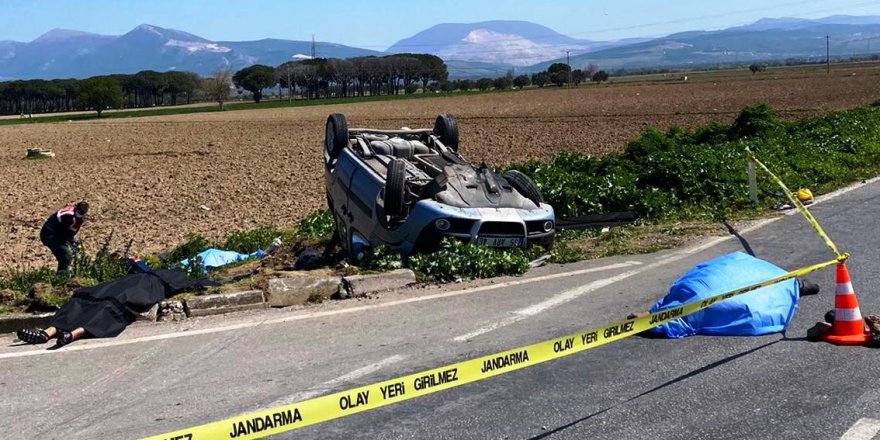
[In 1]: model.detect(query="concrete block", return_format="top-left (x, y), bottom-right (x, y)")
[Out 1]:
top-left (266, 277), bottom-right (340, 307)
top-left (136, 304), bottom-right (159, 322)
top-left (184, 290), bottom-right (266, 317)
top-left (158, 300), bottom-right (186, 322)
top-left (0, 313), bottom-right (54, 334)
top-left (341, 269), bottom-right (416, 298)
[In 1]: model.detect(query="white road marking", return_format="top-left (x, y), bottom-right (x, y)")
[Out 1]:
top-left (3, 177), bottom-right (875, 359)
top-left (262, 355), bottom-right (407, 408)
top-left (840, 418), bottom-right (880, 440)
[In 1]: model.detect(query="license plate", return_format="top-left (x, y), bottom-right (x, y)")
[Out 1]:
top-left (476, 236), bottom-right (523, 248)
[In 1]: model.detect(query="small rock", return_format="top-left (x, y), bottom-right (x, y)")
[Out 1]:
top-left (199, 205), bottom-right (211, 211)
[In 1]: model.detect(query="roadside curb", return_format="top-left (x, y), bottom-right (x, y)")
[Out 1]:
top-left (0, 313), bottom-right (54, 334)
top-left (266, 276), bottom-right (341, 307)
top-left (340, 269), bottom-right (417, 298)
top-left (184, 290), bottom-right (267, 317)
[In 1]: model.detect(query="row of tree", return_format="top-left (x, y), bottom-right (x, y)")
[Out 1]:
top-left (0, 70), bottom-right (200, 116)
top-left (232, 54), bottom-right (448, 102)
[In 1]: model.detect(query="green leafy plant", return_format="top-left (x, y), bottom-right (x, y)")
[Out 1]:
top-left (409, 238), bottom-right (530, 282)
top-left (160, 233), bottom-right (213, 268)
top-left (295, 210), bottom-right (335, 239)
top-left (223, 226), bottom-right (294, 254)
top-left (359, 245), bottom-right (403, 271)
top-left (70, 233), bottom-right (131, 283)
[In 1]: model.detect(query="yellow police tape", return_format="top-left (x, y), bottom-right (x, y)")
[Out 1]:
top-left (745, 148), bottom-right (844, 260)
top-left (145, 256), bottom-right (841, 440)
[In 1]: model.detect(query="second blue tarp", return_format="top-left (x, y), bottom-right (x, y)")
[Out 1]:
top-left (648, 252), bottom-right (799, 338)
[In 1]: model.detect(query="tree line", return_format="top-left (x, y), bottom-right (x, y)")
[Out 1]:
top-left (0, 53), bottom-right (618, 117)
top-left (0, 70), bottom-right (200, 116)
top-left (231, 54), bottom-right (448, 102)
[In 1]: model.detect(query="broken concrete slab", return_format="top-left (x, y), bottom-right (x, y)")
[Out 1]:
top-left (340, 269), bottom-right (416, 298)
top-left (266, 276), bottom-right (340, 307)
top-left (0, 313), bottom-right (54, 334)
top-left (136, 303), bottom-right (159, 322)
top-left (158, 300), bottom-right (186, 322)
top-left (184, 290), bottom-right (266, 317)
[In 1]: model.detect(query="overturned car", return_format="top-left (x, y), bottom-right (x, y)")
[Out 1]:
top-left (323, 113), bottom-right (555, 260)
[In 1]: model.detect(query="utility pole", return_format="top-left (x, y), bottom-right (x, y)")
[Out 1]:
top-left (566, 50), bottom-right (571, 87)
top-left (826, 35), bottom-right (830, 74)
top-left (311, 35), bottom-right (317, 59)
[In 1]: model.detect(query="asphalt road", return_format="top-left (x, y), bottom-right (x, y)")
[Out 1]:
top-left (1, 179), bottom-right (878, 440)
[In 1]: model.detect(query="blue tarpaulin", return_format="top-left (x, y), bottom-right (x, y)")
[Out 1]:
top-left (181, 248), bottom-right (265, 272)
top-left (648, 252), bottom-right (799, 338)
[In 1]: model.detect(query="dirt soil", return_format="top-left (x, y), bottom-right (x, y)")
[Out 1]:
top-left (2, 66), bottom-right (879, 270)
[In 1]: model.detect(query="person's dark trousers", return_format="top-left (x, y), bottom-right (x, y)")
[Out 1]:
top-left (40, 231), bottom-right (72, 273)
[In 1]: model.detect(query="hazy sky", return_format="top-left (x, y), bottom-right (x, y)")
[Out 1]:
top-left (3, 0), bottom-right (880, 48)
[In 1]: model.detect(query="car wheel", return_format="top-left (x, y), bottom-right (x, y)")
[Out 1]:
top-left (385, 158), bottom-right (407, 217)
top-left (325, 114), bottom-right (348, 163)
top-left (504, 170), bottom-right (544, 205)
top-left (433, 113), bottom-right (459, 151)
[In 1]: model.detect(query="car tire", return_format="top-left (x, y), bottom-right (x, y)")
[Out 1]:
top-left (433, 113), bottom-right (459, 151)
top-left (385, 159), bottom-right (407, 217)
top-left (325, 114), bottom-right (348, 163)
top-left (504, 170), bottom-right (544, 205)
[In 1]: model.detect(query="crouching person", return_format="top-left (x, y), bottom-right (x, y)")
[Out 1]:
top-left (40, 201), bottom-right (89, 274)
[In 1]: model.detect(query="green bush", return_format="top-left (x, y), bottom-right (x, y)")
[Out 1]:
top-left (70, 233), bottom-right (131, 283)
top-left (223, 226), bottom-right (293, 254)
top-left (517, 104), bottom-right (880, 221)
top-left (296, 210), bottom-right (335, 239)
top-left (729, 103), bottom-right (783, 139)
top-left (161, 233), bottom-right (213, 268)
top-left (0, 267), bottom-right (69, 294)
top-left (359, 245), bottom-right (403, 271)
top-left (409, 238), bottom-right (530, 282)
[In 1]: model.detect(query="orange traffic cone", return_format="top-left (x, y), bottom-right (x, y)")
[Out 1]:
top-left (821, 262), bottom-right (870, 345)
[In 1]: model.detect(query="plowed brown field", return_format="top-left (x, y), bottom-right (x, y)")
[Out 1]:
top-left (3, 66), bottom-right (879, 269)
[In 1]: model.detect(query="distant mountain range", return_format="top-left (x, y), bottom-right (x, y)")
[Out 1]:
top-left (386, 20), bottom-right (646, 67)
top-left (528, 16), bottom-right (880, 74)
top-left (2, 16), bottom-right (880, 80)
top-left (0, 24), bottom-right (379, 80)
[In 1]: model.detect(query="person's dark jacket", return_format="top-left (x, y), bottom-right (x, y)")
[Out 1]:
top-left (40, 206), bottom-right (83, 244)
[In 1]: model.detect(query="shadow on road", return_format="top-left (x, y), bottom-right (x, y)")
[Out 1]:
top-left (723, 221), bottom-right (756, 257)
top-left (527, 338), bottom-right (782, 439)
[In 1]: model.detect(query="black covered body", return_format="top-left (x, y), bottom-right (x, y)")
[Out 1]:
top-left (50, 270), bottom-right (208, 338)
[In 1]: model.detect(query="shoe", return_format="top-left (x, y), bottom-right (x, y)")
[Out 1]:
top-left (799, 280), bottom-right (820, 296)
top-left (16, 328), bottom-right (50, 344)
top-left (806, 322), bottom-right (832, 341)
top-left (56, 331), bottom-right (74, 347)
top-left (825, 309), bottom-right (836, 324)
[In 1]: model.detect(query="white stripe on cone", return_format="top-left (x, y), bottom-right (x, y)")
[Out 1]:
top-left (835, 308), bottom-right (863, 322)
top-left (836, 282), bottom-right (854, 295)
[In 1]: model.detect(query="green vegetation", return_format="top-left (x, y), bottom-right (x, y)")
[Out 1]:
top-left (294, 210), bottom-right (335, 240)
top-left (517, 104), bottom-right (880, 221)
top-left (409, 238), bottom-right (530, 283)
top-left (359, 245), bottom-right (403, 272)
top-left (232, 65), bottom-right (276, 103)
top-left (77, 77), bottom-right (123, 117)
